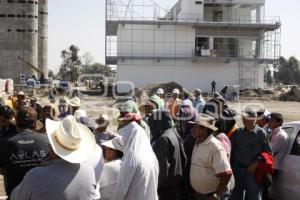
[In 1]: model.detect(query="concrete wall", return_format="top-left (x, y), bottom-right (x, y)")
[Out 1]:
top-left (0, 1), bottom-right (47, 82)
top-left (117, 24), bottom-right (195, 58)
top-left (117, 60), bottom-right (264, 92)
top-left (178, 0), bottom-right (204, 20)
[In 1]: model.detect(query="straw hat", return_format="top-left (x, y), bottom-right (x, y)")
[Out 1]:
top-left (95, 114), bottom-right (109, 125)
top-left (189, 113), bottom-right (218, 131)
top-left (241, 107), bottom-right (257, 118)
top-left (194, 89), bottom-right (202, 95)
top-left (46, 115), bottom-right (96, 163)
top-left (68, 97), bottom-right (81, 107)
top-left (74, 109), bottom-right (87, 120)
top-left (17, 91), bottom-right (25, 96)
top-left (102, 137), bottom-right (124, 152)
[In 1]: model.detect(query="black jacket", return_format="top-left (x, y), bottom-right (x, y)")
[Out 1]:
top-left (149, 110), bottom-right (187, 189)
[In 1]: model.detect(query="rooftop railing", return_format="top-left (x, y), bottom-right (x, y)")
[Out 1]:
top-left (107, 15), bottom-right (281, 26)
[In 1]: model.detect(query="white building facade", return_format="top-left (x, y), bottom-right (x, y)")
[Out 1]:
top-left (106, 0), bottom-right (280, 92)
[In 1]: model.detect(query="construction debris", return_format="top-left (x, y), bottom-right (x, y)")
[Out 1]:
top-left (280, 86), bottom-right (300, 102)
top-left (142, 82), bottom-right (194, 99)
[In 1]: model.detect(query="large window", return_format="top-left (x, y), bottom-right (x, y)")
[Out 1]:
top-left (214, 38), bottom-right (238, 57)
top-left (291, 130), bottom-right (300, 156)
top-left (195, 37), bottom-right (209, 56)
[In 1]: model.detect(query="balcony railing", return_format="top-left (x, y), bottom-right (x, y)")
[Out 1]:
top-left (108, 14), bottom-right (280, 26)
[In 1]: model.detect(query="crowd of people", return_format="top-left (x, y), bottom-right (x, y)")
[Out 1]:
top-left (0, 86), bottom-right (289, 200)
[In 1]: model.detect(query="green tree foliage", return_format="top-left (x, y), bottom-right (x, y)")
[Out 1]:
top-left (48, 70), bottom-right (54, 78)
top-left (84, 63), bottom-right (113, 77)
top-left (274, 56), bottom-right (300, 84)
top-left (58, 45), bottom-right (82, 83)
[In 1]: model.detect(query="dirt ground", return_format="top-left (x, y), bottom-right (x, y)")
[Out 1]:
top-left (1, 96), bottom-right (300, 197)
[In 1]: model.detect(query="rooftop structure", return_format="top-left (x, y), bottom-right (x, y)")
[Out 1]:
top-left (105, 0), bottom-right (281, 92)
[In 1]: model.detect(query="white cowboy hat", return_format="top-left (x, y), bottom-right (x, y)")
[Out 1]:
top-left (102, 137), bottom-right (124, 152)
top-left (68, 97), bottom-right (81, 107)
top-left (74, 109), bottom-right (87, 120)
top-left (189, 113), bottom-right (218, 131)
top-left (46, 115), bottom-right (96, 163)
top-left (17, 91), bottom-right (25, 96)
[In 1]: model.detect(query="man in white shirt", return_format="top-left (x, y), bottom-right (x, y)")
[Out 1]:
top-left (268, 112), bottom-right (288, 174)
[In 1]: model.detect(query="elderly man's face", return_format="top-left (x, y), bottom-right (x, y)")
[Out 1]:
top-left (242, 117), bottom-right (256, 130)
top-left (192, 124), bottom-right (208, 142)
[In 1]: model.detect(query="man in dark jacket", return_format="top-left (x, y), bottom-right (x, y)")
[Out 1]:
top-left (0, 107), bottom-right (50, 198)
top-left (148, 110), bottom-right (187, 200)
top-left (231, 108), bottom-right (272, 200)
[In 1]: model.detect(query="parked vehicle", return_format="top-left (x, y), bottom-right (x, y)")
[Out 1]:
top-left (59, 80), bottom-right (72, 92)
top-left (269, 121), bottom-right (300, 200)
top-left (26, 79), bottom-right (49, 89)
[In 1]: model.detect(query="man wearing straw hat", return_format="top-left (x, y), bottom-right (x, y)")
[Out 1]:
top-left (189, 114), bottom-right (232, 200)
top-left (11, 115), bottom-right (98, 200)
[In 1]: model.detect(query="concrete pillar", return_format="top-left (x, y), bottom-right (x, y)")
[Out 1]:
top-left (209, 37), bottom-right (214, 50)
top-left (38, 0), bottom-right (48, 79)
top-left (256, 5), bottom-right (261, 23)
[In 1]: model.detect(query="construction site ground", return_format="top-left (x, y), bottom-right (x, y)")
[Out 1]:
top-left (1, 93), bottom-right (300, 197)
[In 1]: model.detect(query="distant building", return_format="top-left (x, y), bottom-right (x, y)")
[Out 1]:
top-left (106, 0), bottom-right (281, 92)
top-left (0, 0), bottom-right (48, 82)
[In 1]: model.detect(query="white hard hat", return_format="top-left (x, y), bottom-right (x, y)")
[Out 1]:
top-left (156, 88), bottom-right (164, 95)
top-left (172, 88), bottom-right (180, 94)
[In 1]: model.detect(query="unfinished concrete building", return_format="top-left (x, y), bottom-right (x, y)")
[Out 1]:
top-left (0, 0), bottom-right (48, 82)
top-left (106, 0), bottom-right (281, 92)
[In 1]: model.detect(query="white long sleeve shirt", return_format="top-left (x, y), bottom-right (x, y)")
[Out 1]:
top-left (270, 127), bottom-right (289, 170)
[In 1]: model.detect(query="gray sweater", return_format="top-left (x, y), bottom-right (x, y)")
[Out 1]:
top-left (11, 159), bottom-right (96, 200)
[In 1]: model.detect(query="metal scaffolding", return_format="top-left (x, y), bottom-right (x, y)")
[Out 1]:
top-left (105, 0), bottom-right (281, 89)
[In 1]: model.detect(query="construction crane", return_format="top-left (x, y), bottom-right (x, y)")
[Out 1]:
top-left (17, 56), bottom-right (44, 76)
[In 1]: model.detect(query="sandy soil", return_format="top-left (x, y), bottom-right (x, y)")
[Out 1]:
top-left (1, 95), bottom-right (300, 197)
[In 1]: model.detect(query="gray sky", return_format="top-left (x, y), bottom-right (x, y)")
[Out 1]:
top-left (49, 0), bottom-right (298, 72)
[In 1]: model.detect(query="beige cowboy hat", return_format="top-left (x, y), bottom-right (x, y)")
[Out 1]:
top-left (67, 97), bottom-right (81, 107)
top-left (46, 115), bottom-right (96, 163)
top-left (189, 113), bottom-right (218, 131)
top-left (17, 91), bottom-right (25, 96)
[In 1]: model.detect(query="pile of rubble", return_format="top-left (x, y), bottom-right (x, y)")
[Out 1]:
top-left (280, 86), bottom-right (300, 102)
top-left (142, 81), bottom-right (194, 99)
top-left (239, 88), bottom-right (274, 97)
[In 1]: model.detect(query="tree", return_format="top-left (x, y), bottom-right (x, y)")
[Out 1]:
top-left (274, 56), bottom-right (300, 84)
top-left (58, 45), bottom-right (82, 83)
top-left (48, 70), bottom-right (54, 78)
top-left (84, 63), bottom-right (113, 77)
